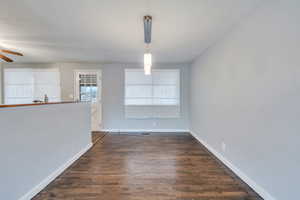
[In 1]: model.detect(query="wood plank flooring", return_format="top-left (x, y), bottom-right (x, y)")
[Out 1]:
top-left (92, 131), bottom-right (107, 144)
top-left (33, 133), bottom-right (263, 200)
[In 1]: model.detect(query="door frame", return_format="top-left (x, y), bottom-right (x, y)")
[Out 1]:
top-left (74, 69), bottom-right (102, 131)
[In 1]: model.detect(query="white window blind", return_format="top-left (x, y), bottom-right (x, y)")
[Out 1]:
top-left (4, 68), bottom-right (61, 104)
top-left (125, 69), bottom-right (180, 118)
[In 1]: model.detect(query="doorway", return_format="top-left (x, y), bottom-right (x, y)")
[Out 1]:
top-left (74, 70), bottom-right (102, 131)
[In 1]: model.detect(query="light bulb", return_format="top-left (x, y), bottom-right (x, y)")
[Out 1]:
top-left (144, 53), bottom-right (152, 75)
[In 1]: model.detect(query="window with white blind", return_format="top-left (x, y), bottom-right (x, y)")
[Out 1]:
top-left (4, 68), bottom-right (61, 104)
top-left (125, 69), bottom-right (180, 118)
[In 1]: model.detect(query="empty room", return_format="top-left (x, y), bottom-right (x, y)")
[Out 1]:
top-left (0, 0), bottom-right (298, 200)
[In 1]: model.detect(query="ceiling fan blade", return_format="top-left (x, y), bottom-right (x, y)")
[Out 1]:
top-left (0, 54), bottom-right (13, 62)
top-left (1, 49), bottom-right (23, 56)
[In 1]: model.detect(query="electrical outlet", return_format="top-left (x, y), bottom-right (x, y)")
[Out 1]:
top-left (221, 142), bottom-right (226, 152)
top-left (152, 121), bottom-right (157, 127)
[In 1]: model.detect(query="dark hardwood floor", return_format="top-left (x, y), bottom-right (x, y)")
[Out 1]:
top-left (33, 133), bottom-right (263, 200)
top-left (91, 131), bottom-right (107, 144)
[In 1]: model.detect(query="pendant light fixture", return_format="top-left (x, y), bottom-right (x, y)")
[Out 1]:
top-left (144, 15), bottom-right (152, 75)
top-left (144, 52), bottom-right (152, 75)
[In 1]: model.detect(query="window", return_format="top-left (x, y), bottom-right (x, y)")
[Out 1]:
top-left (79, 74), bottom-right (98, 102)
top-left (4, 68), bottom-right (61, 104)
top-left (125, 69), bottom-right (180, 118)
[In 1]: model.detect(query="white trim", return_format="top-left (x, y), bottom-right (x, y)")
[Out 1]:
top-left (18, 143), bottom-right (93, 200)
top-left (101, 129), bottom-right (189, 133)
top-left (189, 131), bottom-right (276, 200)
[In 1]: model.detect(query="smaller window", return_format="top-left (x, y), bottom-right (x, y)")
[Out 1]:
top-left (79, 74), bottom-right (98, 102)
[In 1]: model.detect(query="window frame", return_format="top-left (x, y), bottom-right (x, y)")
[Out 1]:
top-left (74, 70), bottom-right (102, 103)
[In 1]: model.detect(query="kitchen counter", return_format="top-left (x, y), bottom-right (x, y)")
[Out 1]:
top-left (0, 101), bottom-right (77, 108)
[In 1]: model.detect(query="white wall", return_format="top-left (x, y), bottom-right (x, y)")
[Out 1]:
top-left (0, 103), bottom-right (91, 200)
top-left (189, 0), bottom-right (300, 199)
top-left (0, 63), bottom-right (2, 104)
top-left (59, 63), bottom-right (190, 131)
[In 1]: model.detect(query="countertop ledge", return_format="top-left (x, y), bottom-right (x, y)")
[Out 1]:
top-left (0, 101), bottom-right (79, 108)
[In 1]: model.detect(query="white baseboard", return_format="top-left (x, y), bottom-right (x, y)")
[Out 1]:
top-left (18, 143), bottom-right (93, 200)
top-left (190, 131), bottom-right (275, 200)
top-left (101, 129), bottom-right (189, 133)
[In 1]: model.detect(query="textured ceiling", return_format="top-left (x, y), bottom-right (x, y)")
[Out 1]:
top-left (0, 0), bottom-right (262, 63)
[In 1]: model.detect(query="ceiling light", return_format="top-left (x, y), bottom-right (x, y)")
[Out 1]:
top-left (144, 53), bottom-right (152, 75)
top-left (143, 15), bottom-right (152, 75)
